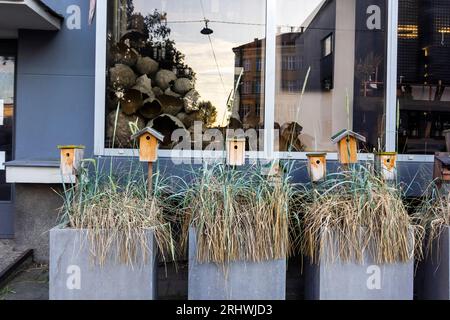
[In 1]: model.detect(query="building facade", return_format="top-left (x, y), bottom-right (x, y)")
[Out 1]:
top-left (0, 0), bottom-right (449, 261)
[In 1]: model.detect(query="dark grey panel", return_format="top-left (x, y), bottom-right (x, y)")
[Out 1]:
top-left (397, 161), bottom-right (434, 197)
top-left (15, 74), bottom-right (95, 160)
top-left (0, 202), bottom-right (14, 238)
top-left (41, 0), bottom-right (66, 14)
top-left (18, 1), bottom-right (95, 77)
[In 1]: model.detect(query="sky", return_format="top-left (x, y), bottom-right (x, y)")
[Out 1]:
top-left (131, 0), bottom-right (324, 125)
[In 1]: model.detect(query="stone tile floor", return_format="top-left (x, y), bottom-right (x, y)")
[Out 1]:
top-left (0, 257), bottom-right (304, 300)
top-left (0, 263), bottom-right (49, 300)
top-left (0, 240), bottom-right (28, 279)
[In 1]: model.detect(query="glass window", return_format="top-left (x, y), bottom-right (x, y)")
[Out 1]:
top-left (0, 50), bottom-right (14, 201)
top-left (255, 80), bottom-right (262, 94)
top-left (397, 0), bottom-right (450, 155)
top-left (256, 58), bottom-right (263, 72)
top-left (105, 0), bottom-right (266, 151)
top-left (275, 0), bottom-right (388, 152)
top-left (243, 59), bottom-right (251, 72)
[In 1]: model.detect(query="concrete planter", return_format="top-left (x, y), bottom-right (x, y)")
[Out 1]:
top-left (305, 231), bottom-right (414, 300)
top-left (49, 227), bottom-right (157, 300)
top-left (418, 227), bottom-right (450, 300)
top-left (188, 228), bottom-right (286, 300)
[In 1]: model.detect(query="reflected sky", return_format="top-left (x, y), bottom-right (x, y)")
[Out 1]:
top-left (131, 0), bottom-right (323, 125)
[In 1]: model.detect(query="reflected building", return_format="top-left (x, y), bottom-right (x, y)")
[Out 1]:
top-left (233, 0), bottom-right (386, 152)
top-left (232, 38), bottom-right (266, 129)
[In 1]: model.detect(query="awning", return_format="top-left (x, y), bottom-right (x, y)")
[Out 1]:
top-left (0, 0), bottom-right (62, 34)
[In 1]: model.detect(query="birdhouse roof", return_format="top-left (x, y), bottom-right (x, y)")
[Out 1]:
top-left (306, 153), bottom-right (327, 158)
top-left (57, 145), bottom-right (85, 150)
top-left (436, 154), bottom-right (450, 166)
top-left (331, 129), bottom-right (366, 144)
top-left (131, 127), bottom-right (165, 142)
top-left (227, 137), bottom-right (246, 142)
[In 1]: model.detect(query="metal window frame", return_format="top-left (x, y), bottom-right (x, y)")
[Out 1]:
top-left (94, 0), bottom-right (427, 163)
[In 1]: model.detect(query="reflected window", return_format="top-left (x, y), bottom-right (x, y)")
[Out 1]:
top-left (322, 34), bottom-right (333, 57)
top-left (105, 0), bottom-right (266, 150)
top-left (275, 0), bottom-right (387, 152)
top-left (256, 58), bottom-right (263, 72)
top-left (243, 59), bottom-right (251, 72)
top-left (397, 0), bottom-right (450, 155)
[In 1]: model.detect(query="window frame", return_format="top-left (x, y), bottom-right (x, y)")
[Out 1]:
top-left (94, 0), bottom-right (431, 163)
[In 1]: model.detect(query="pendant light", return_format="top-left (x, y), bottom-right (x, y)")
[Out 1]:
top-left (201, 19), bottom-right (213, 35)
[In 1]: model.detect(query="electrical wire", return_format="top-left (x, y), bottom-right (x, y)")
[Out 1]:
top-left (166, 19), bottom-right (386, 33)
top-left (199, 0), bottom-right (227, 95)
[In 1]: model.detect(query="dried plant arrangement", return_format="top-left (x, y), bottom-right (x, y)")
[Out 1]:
top-left (58, 159), bottom-right (176, 267)
top-left (295, 165), bottom-right (424, 265)
top-left (414, 184), bottom-right (450, 256)
top-left (179, 162), bottom-right (296, 265)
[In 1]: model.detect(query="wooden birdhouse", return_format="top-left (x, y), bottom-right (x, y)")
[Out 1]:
top-left (226, 137), bottom-right (246, 166)
top-left (331, 130), bottom-right (366, 165)
top-left (375, 152), bottom-right (397, 181)
top-left (306, 153), bottom-right (327, 182)
top-left (433, 153), bottom-right (450, 189)
top-left (131, 127), bottom-right (165, 163)
top-left (58, 145), bottom-right (85, 175)
top-left (261, 160), bottom-right (282, 186)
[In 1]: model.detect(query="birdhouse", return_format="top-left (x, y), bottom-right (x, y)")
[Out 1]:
top-left (131, 127), bottom-right (165, 163)
top-left (306, 153), bottom-right (327, 182)
top-left (58, 145), bottom-right (85, 175)
top-left (375, 152), bottom-right (397, 181)
top-left (226, 137), bottom-right (246, 166)
top-left (433, 153), bottom-right (450, 189)
top-left (331, 130), bottom-right (366, 165)
top-left (261, 160), bottom-right (282, 186)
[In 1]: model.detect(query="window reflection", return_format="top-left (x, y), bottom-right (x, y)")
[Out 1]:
top-left (397, 0), bottom-right (450, 155)
top-left (275, 0), bottom-right (387, 153)
top-left (106, 0), bottom-right (265, 150)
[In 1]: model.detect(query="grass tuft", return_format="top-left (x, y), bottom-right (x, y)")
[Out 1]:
top-left (59, 158), bottom-right (175, 267)
top-left (295, 165), bottom-right (424, 265)
top-left (179, 162), bottom-right (295, 265)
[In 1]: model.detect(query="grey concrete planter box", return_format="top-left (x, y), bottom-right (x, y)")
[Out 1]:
top-left (188, 228), bottom-right (286, 300)
top-left (305, 232), bottom-right (414, 300)
top-left (49, 227), bottom-right (157, 300)
top-left (418, 227), bottom-right (450, 300)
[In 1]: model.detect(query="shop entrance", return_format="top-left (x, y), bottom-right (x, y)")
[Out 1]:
top-left (0, 40), bottom-right (16, 238)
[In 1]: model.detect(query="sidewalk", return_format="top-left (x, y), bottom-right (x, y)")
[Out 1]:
top-left (0, 263), bottom-right (48, 300)
top-left (0, 258), bottom-right (304, 300)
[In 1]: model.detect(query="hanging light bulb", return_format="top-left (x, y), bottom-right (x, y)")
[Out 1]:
top-left (201, 19), bottom-right (213, 35)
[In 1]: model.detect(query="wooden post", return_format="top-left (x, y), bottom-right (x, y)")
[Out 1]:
top-left (148, 162), bottom-right (153, 195)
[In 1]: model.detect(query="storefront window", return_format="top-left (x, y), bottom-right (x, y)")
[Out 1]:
top-left (0, 50), bottom-right (14, 201)
top-left (397, 0), bottom-right (450, 155)
top-left (105, 0), bottom-right (266, 150)
top-left (275, 0), bottom-right (388, 153)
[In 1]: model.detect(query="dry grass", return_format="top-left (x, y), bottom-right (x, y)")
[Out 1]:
top-left (60, 159), bottom-right (175, 267)
top-left (180, 162), bottom-right (294, 265)
top-left (414, 186), bottom-right (450, 256)
top-left (296, 166), bottom-right (424, 265)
